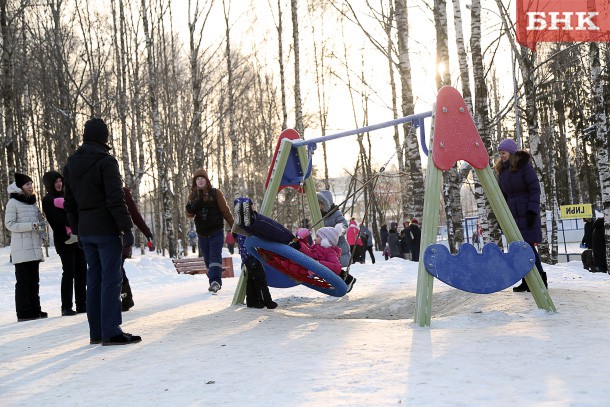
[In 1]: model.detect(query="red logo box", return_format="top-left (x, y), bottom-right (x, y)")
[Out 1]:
top-left (517, 0), bottom-right (610, 50)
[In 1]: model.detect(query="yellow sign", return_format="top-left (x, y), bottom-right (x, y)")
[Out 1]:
top-left (560, 204), bottom-right (593, 219)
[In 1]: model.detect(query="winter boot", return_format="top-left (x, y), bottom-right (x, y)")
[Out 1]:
top-left (512, 278), bottom-right (529, 292)
top-left (233, 201), bottom-right (244, 226)
top-left (121, 279), bottom-right (135, 311)
top-left (62, 308), bottom-right (77, 316)
top-left (246, 266), bottom-right (265, 308)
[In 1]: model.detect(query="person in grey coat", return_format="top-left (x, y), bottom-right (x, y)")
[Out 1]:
top-left (316, 190), bottom-right (350, 267)
top-left (5, 173), bottom-right (48, 321)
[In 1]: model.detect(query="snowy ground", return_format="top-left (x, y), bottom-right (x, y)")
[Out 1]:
top-left (1, 245), bottom-right (610, 406)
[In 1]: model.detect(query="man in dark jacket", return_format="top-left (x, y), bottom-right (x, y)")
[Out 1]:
top-left (63, 118), bottom-right (140, 346)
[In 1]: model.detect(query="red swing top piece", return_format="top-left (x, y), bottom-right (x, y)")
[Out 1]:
top-left (432, 86), bottom-right (489, 171)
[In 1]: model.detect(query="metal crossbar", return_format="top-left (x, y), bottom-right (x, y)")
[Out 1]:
top-left (291, 111), bottom-right (433, 155)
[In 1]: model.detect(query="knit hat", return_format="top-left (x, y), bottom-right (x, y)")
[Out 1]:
top-left (83, 118), bottom-right (110, 147)
top-left (411, 219), bottom-right (419, 224)
top-left (192, 168), bottom-right (210, 189)
top-left (317, 225), bottom-right (341, 248)
top-left (498, 139), bottom-right (518, 154)
top-left (14, 173), bottom-right (33, 189)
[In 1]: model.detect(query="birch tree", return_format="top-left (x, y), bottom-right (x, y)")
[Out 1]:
top-left (393, 0), bottom-right (425, 220)
top-left (141, 0), bottom-right (176, 257)
top-left (435, 0), bottom-right (464, 252)
top-left (589, 41), bottom-right (610, 265)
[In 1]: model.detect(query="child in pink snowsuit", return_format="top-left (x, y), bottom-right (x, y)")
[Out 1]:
top-left (294, 225), bottom-right (343, 275)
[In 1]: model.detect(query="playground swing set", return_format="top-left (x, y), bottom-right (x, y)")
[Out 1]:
top-left (230, 85), bottom-right (556, 327)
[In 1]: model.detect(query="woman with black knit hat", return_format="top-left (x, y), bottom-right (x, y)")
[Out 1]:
top-left (5, 172), bottom-right (48, 321)
top-left (42, 170), bottom-right (87, 316)
top-left (185, 168), bottom-right (234, 293)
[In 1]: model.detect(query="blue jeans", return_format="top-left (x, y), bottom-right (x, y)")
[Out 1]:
top-left (80, 235), bottom-right (123, 340)
top-left (198, 229), bottom-right (224, 287)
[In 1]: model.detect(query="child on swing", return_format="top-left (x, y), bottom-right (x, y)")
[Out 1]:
top-left (233, 197), bottom-right (356, 292)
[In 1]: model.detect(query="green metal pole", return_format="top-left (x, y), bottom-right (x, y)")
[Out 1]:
top-left (231, 140), bottom-right (293, 306)
top-left (295, 143), bottom-right (322, 230)
top-left (414, 122), bottom-right (443, 327)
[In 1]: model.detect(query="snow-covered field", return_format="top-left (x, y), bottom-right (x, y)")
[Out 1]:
top-left (1, 245), bottom-right (609, 406)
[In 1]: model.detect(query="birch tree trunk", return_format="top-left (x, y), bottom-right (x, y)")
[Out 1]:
top-left (435, 0), bottom-right (464, 252)
top-left (291, 0), bottom-right (303, 136)
top-left (222, 0), bottom-right (239, 199)
top-left (275, 0), bottom-right (288, 131)
top-left (395, 0), bottom-right (424, 220)
top-left (188, 0), bottom-right (213, 169)
top-left (141, 0), bottom-right (176, 258)
top-left (589, 41), bottom-right (610, 266)
top-left (470, 0), bottom-right (499, 245)
top-left (451, 0), bottom-right (472, 114)
top-left (111, 0), bottom-right (133, 188)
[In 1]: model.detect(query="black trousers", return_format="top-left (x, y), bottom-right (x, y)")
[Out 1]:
top-left (59, 249), bottom-right (88, 311)
top-left (15, 261), bottom-right (41, 319)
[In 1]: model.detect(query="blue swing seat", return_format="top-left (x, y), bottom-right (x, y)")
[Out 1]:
top-left (245, 236), bottom-right (348, 297)
top-left (423, 241), bottom-right (535, 294)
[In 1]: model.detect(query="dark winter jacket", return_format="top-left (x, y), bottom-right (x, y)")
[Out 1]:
top-left (497, 150), bottom-right (542, 244)
top-left (407, 223), bottom-right (421, 261)
top-left (582, 219), bottom-right (594, 248)
top-left (41, 171), bottom-right (74, 255)
top-left (592, 217), bottom-right (607, 267)
top-left (379, 225), bottom-right (389, 250)
top-left (388, 229), bottom-right (401, 258)
top-left (63, 141), bottom-right (133, 236)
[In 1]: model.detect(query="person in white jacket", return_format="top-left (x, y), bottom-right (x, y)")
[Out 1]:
top-left (4, 173), bottom-right (47, 322)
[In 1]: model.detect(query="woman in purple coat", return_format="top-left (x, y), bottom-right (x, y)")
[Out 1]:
top-left (494, 138), bottom-right (547, 292)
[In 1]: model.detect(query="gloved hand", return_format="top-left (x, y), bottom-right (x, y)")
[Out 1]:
top-left (296, 228), bottom-right (310, 239)
top-left (580, 243), bottom-right (587, 249)
top-left (147, 236), bottom-right (155, 251)
top-left (288, 238), bottom-right (301, 250)
top-left (526, 210), bottom-right (537, 228)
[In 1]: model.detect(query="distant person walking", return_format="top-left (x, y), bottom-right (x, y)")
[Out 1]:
top-left (185, 168), bottom-right (234, 293)
top-left (5, 173), bottom-right (48, 322)
top-left (64, 118), bottom-right (141, 345)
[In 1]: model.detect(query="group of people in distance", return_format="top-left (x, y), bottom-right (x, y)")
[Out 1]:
top-left (5, 118), bottom-right (152, 345)
top-left (382, 219), bottom-right (422, 262)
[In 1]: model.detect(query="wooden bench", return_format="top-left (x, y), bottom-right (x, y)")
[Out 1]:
top-left (172, 257), bottom-right (234, 277)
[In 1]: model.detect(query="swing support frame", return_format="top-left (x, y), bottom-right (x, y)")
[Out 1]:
top-left (231, 111), bottom-right (432, 305)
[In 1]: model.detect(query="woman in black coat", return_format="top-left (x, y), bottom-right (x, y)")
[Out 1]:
top-left (494, 138), bottom-right (547, 292)
top-left (42, 171), bottom-right (87, 315)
